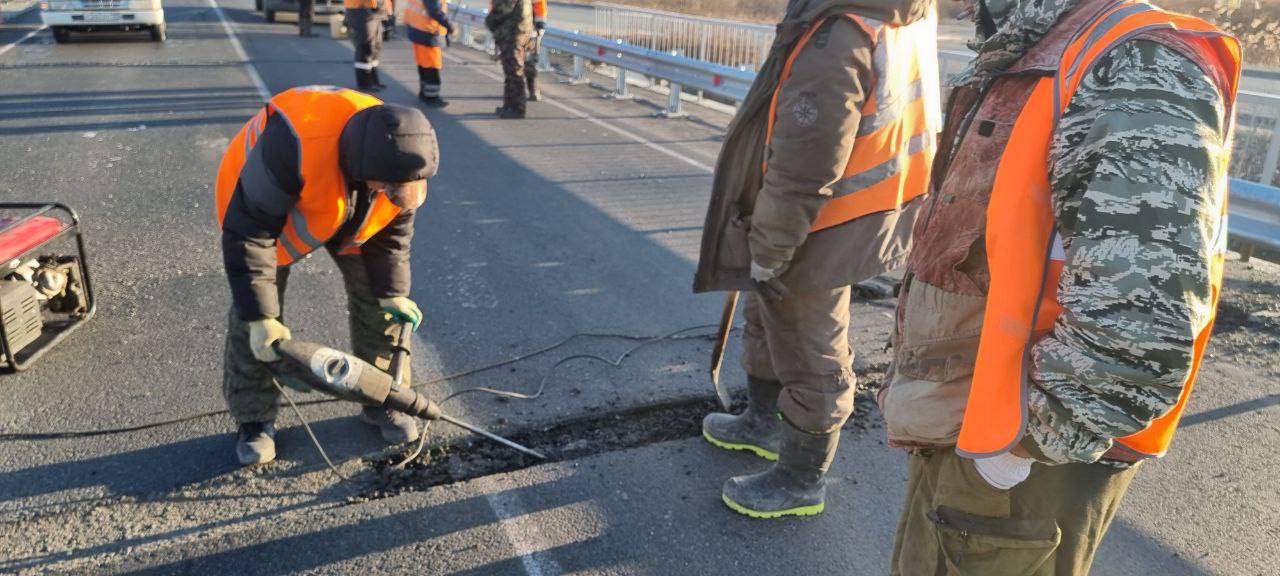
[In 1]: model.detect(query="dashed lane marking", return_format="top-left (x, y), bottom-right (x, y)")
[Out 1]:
top-left (208, 0), bottom-right (270, 101)
top-left (0, 24), bottom-right (48, 59)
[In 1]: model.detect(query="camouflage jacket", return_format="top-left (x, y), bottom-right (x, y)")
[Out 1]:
top-left (971, 0), bottom-right (1230, 464)
top-left (486, 0), bottom-right (532, 42)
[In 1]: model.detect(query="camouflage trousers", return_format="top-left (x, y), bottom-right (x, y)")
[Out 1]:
top-left (741, 287), bottom-right (857, 434)
top-left (222, 249), bottom-right (410, 424)
top-left (890, 447), bottom-right (1139, 575)
top-left (496, 34), bottom-right (528, 112)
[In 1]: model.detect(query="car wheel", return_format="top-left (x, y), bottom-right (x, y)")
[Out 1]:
top-left (264, 9), bottom-right (276, 22)
top-left (149, 23), bottom-right (166, 41)
top-left (52, 27), bottom-right (71, 43)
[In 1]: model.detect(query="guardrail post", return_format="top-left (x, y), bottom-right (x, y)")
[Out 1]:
top-left (1264, 123), bottom-right (1280, 187)
top-left (605, 67), bottom-right (632, 100)
top-left (658, 82), bottom-right (686, 118)
top-left (483, 35), bottom-right (495, 56)
top-left (461, 22), bottom-right (472, 47)
top-left (537, 39), bottom-right (551, 72)
top-left (565, 54), bottom-right (589, 84)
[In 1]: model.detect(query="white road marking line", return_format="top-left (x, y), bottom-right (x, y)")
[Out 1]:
top-left (445, 52), bottom-right (715, 174)
top-left (0, 24), bottom-right (48, 58)
top-left (207, 0), bottom-right (270, 101)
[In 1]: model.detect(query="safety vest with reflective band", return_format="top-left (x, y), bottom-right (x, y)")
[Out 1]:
top-left (765, 10), bottom-right (940, 233)
top-left (955, 3), bottom-right (1241, 460)
top-left (215, 86), bottom-right (403, 266)
top-left (405, 0), bottom-right (447, 44)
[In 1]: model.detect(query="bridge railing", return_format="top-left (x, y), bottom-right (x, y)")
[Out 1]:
top-left (449, 4), bottom-right (1280, 261)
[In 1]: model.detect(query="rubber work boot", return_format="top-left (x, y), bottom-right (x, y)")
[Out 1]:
top-left (721, 421), bottom-right (839, 518)
top-left (419, 92), bottom-right (449, 108)
top-left (370, 67), bottom-right (388, 91)
top-left (361, 406), bottom-right (420, 444)
top-left (702, 377), bottom-right (782, 460)
top-left (495, 106), bottom-right (526, 119)
top-left (236, 422), bottom-right (277, 466)
top-left (526, 76), bottom-right (542, 101)
top-left (356, 69), bottom-right (379, 92)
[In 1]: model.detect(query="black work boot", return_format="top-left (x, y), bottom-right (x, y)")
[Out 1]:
top-left (526, 75), bottom-right (542, 101)
top-left (721, 420), bottom-right (839, 518)
top-left (235, 422), bottom-right (277, 466)
top-left (356, 69), bottom-right (378, 92)
top-left (419, 88), bottom-right (448, 108)
top-left (370, 67), bottom-right (388, 90)
top-left (495, 106), bottom-right (526, 119)
top-left (703, 377), bottom-right (782, 460)
top-left (360, 406), bottom-right (419, 444)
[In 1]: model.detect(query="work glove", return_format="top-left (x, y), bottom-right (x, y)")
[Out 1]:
top-left (750, 261), bottom-right (789, 302)
top-left (973, 451), bottom-right (1034, 490)
top-left (379, 296), bottom-right (423, 330)
top-left (248, 318), bottom-right (291, 363)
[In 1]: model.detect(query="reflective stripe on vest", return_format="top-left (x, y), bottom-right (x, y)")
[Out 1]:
top-left (765, 10), bottom-right (941, 233)
top-left (215, 86), bottom-right (402, 266)
top-left (955, 3), bottom-right (1241, 459)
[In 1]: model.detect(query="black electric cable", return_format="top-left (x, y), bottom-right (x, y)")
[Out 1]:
top-left (0, 325), bottom-right (725, 443)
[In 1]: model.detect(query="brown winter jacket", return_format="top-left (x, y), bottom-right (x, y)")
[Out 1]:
top-left (693, 0), bottom-right (936, 293)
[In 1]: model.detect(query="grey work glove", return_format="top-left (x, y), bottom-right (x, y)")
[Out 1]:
top-left (248, 318), bottom-right (291, 363)
top-left (750, 261), bottom-right (789, 302)
top-left (973, 452), bottom-right (1034, 490)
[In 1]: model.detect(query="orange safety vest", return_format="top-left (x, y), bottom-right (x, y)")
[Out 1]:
top-left (344, 0), bottom-right (379, 10)
top-left (215, 86), bottom-right (404, 266)
top-left (956, 3), bottom-right (1241, 459)
top-left (405, 0), bottom-right (447, 37)
top-left (766, 10), bottom-right (941, 233)
top-left (532, 0), bottom-right (546, 25)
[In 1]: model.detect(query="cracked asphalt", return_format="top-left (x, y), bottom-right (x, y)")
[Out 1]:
top-left (0, 1), bottom-right (1278, 574)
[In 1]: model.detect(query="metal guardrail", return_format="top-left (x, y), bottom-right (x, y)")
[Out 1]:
top-left (449, 4), bottom-right (1280, 259)
top-left (588, 2), bottom-right (774, 71)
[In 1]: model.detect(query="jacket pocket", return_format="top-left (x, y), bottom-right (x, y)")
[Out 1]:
top-left (719, 209), bottom-right (752, 273)
top-left (928, 506), bottom-right (1061, 576)
top-left (881, 280), bottom-right (985, 445)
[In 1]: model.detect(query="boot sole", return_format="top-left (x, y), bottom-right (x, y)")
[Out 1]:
top-left (721, 493), bottom-right (824, 519)
top-left (702, 430), bottom-right (779, 461)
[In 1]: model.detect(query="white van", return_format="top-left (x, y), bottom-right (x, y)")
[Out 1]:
top-left (40, 0), bottom-right (166, 42)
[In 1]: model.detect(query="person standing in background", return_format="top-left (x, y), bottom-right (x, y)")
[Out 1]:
top-left (345, 0), bottom-right (389, 92)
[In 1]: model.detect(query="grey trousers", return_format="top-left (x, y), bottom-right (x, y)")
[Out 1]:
top-left (347, 7), bottom-right (384, 70)
top-left (222, 249), bottom-right (410, 424)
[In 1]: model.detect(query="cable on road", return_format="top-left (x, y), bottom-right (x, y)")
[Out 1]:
top-left (0, 325), bottom-right (724, 445)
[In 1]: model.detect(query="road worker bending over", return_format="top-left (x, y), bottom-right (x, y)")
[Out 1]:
top-left (879, 0), bottom-right (1240, 571)
top-left (346, 0), bottom-right (391, 92)
top-left (694, 0), bottom-right (941, 518)
top-left (405, 0), bottom-right (453, 107)
top-left (215, 86), bottom-right (439, 466)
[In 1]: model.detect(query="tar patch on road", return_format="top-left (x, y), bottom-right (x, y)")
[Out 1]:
top-left (355, 377), bottom-right (886, 503)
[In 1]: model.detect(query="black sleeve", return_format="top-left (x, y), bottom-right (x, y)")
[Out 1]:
top-left (362, 208), bottom-right (416, 298)
top-left (220, 111), bottom-right (303, 320)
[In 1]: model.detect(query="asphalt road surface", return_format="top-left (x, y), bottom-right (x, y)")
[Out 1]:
top-left (1, 1), bottom-right (1279, 574)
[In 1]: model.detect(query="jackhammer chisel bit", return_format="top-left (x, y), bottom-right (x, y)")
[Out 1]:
top-left (272, 339), bottom-right (548, 461)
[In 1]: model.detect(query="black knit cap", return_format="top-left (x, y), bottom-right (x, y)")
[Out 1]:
top-left (339, 104), bottom-right (439, 184)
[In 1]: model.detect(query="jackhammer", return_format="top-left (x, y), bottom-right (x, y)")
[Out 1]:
top-left (270, 324), bottom-right (547, 460)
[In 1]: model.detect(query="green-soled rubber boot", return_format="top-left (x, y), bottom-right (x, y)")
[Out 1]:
top-left (702, 377), bottom-right (782, 461)
top-left (721, 421), bottom-right (839, 519)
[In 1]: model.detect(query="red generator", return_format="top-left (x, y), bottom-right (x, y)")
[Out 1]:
top-left (0, 203), bottom-right (95, 372)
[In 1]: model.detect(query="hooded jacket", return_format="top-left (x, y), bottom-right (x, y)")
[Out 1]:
top-left (220, 103), bottom-right (437, 321)
top-left (693, 0), bottom-right (937, 294)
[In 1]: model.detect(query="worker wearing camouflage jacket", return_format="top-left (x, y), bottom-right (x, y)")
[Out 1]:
top-left (879, 0), bottom-right (1240, 572)
top-left (694, 0), bottom-right (941, 518)
top-left (485, 0), bottom-right (546, 118)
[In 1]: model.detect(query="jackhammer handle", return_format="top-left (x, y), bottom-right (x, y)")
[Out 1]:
top-left (389, 321), bottom-right (413, 388)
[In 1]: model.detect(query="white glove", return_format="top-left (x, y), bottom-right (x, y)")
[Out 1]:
top-left (973, 451), bottom-right (1034, 490)
top-left (749, 261), bottom-right (789, 301)
top-left (379, 296), bottom-right (423, 330)
top-left (248, 318), bottom-right (291, 363)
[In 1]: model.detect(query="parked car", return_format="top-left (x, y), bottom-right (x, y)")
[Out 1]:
top-left (40, 0), bottom-right (166, 42)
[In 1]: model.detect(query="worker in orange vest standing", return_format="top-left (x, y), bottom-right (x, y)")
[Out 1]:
top-left (404, 0), bottom-right (453, 107)
top-left (215, 86), bottom-right (439, 466)
top-left (879, 0), bottom-right (1240, 571)
top-left (345, 0), bottom-right (390, 91)
top-left (694, 0), bottom-right (941, 518)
